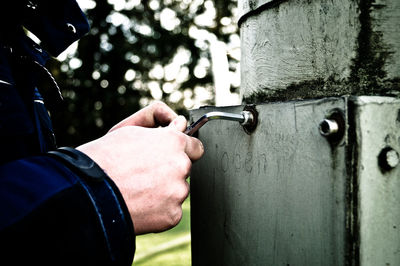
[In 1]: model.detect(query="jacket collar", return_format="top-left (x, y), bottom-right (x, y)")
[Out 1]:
top-left (22, 0), bottom-right (90, 57)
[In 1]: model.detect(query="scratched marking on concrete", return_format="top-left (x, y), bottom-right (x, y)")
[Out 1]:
top-left (190, 98), bottom-right (348, 265)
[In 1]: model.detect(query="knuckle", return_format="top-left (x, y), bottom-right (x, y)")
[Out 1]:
top-left (179, 156), bottom-right (191, 176)
top-left (166, 129), bottom-right (186, 147)
top-left (175, 181), bottom-right (190, 201)
top-left (167, 156), bottom-right (190, 180)
top-left (168, 207), bottom-right (183, 228)
top-left (151, 100), bottom-right (167, 110)
top-left (176, 133), bottom-right (187, 147)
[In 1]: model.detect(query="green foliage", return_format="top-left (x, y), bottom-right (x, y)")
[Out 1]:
top-left (46, 0), bottom-right (239, 146)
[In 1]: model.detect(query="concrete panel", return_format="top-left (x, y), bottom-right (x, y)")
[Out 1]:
top-left (190, 96), bottom-right (400, 265)
top-left (190, 98), bottom-right (348, 265)
top-left (353, 97), bottom-right (400, 265)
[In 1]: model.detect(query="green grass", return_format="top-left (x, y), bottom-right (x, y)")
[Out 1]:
top-left (132, 196), bottom-right (192, 265)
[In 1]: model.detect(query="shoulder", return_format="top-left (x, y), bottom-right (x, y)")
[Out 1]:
top-left (1, 0), bottom-right (90, 57)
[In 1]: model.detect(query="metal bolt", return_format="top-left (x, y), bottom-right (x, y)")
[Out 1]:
top-left (240, 110), bottom-right (254, 126)
top-left (379, 147), bottom-right (400, 171)
top-left (319, 119), bottom-right (339, 137)
top-left (242, 105), bottom-right (258, 134)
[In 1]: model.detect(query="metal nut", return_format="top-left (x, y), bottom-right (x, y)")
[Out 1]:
top-left (319, 119), bottom-right (339, 137)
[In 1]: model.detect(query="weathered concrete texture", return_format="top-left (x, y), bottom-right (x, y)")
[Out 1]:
top-left (368, 0), bottom-right (400, 80)
top-left (239, 0), bottom-right (400, 103)
top-left (353, 97), bottom-right (400, 266)
top-left (190, 96), bottom-right (400, 265)
top-left (191, 98), bottom-right (349, 265)
top-left (238, 0), bottom-right (276, 18)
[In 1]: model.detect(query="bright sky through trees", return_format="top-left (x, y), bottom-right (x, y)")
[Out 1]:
top-left (74, 0), bottom-right (241, 108)
top-left (46, 0), bottom-right (240, 146)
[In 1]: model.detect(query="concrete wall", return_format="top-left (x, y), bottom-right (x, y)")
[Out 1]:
top-left (239, 0), bottom-right (400, 103)
top-left (190, 96), bottom-right (400, 266)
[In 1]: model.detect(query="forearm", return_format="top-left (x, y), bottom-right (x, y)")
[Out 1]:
top-left (0, 154), bottom-right (135, 265)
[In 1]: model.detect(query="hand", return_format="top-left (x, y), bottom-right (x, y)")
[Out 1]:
top-left (77, 102), bottom-right (204, 235)
top-left (109, 101), bottom-right (179, 130)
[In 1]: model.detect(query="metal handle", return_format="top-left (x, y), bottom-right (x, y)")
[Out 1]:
top-left (185, 111), bottom-right (254, 136)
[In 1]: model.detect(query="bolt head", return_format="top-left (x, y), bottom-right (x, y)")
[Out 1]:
top-left (378, 147), bottom-right (400, 172)
top-left (385, 149), bottom-right (399, 168)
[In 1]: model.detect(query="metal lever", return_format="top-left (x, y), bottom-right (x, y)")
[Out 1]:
top-left (185, 111), bottom-right (254, 136)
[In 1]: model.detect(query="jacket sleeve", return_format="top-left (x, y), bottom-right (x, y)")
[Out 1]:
top-left (0, 154), bottom-right (135, 265)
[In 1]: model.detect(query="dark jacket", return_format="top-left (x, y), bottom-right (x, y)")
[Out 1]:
top-left (0, 1), bottom-right (135, 265)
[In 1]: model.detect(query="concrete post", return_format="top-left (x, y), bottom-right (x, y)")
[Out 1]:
top-left (190, 1), bottom-right (400, 265)
top-left (238, 0), bottom-right (400, 103)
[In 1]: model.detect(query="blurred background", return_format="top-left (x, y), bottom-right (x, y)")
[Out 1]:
top-left (46, 0), bottom-right (241, 147)
top-left (44, 0), bottom-right (240, 264)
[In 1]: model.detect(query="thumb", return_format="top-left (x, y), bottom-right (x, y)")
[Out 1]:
top-left (168, 115), bottom-right (188, 132)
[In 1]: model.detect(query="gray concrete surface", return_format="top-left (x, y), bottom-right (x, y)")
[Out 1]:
top-left (190, 96), bottom-right (400, 266)
top-left (191, 98), bottom-right (348, 265)
top-left (239, 0), bottom-right (400, 103)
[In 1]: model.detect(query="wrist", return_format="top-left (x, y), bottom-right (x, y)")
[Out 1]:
top-left (47, 147), bottom-right (106, 182)
top-left (46, 147), bottom-right (136, 260)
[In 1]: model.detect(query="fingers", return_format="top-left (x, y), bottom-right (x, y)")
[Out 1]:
top-left (168, 115), bottom-right (188, 132)
top-left (148, 101), bottom-right (179, 127)
top-left (184, 136), bottom-right (204, 161)
top-left (109, 101), bottom-right (178, 132)
top-left (169, 116), bottom-right (205, 161)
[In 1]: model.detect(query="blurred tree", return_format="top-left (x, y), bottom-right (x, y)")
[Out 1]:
top-left (45, 0), bottom-right (240, 147)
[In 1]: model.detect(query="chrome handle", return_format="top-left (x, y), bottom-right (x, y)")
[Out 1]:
top-left (185, 111), bottom-right (254, 136)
